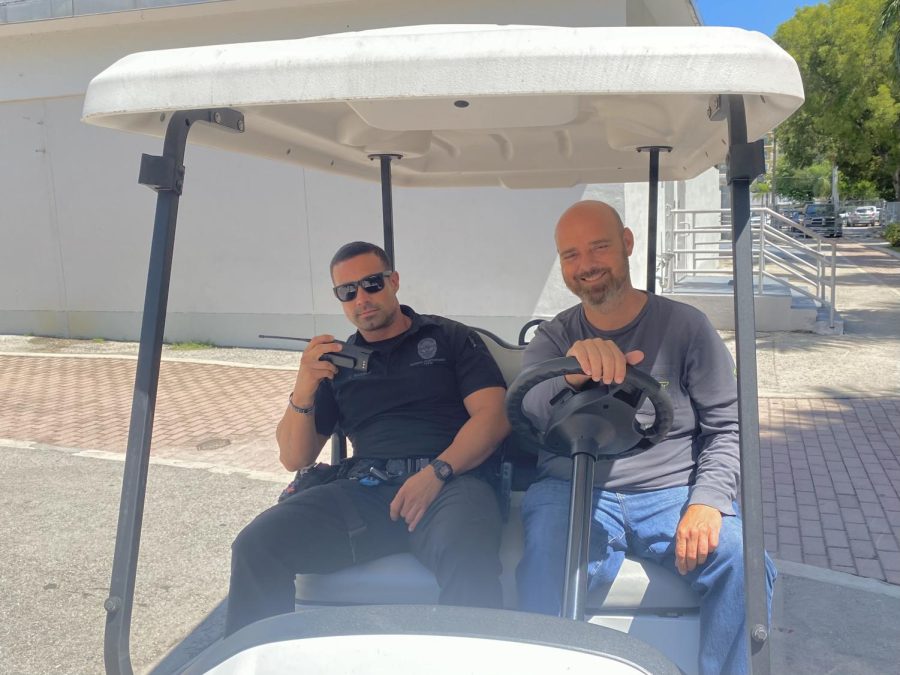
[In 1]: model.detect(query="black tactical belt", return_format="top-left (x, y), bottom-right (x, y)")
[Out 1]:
top-left (345, 456), bottom-right (434, 481)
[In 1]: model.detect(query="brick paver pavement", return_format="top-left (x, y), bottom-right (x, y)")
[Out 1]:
top-left (3, 351), bottom-right (900, 585)
top-left (0, 355), bottom-right (295, 475)
top-left (759, 397), bottom-right (900, 584)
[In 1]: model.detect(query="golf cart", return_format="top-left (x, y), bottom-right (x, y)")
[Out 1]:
top-left (83, 24), bottom-right (803, 674)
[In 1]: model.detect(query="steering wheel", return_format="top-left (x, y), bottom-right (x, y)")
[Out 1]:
top-left (505, 357), bottom-right (675, 460)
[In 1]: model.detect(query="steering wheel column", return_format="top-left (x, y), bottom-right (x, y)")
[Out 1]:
top-left (506, 357), bottom-right (674, 622)
top-left (564, 448), bottom-right (597, 621)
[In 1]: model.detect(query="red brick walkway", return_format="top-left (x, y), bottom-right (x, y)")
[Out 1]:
top-left (0, 355), bottom-right (294, 475)
top-left (759, 398), bottom-right (900, 584)
top-left (2, 353), bottom-right (899, 583)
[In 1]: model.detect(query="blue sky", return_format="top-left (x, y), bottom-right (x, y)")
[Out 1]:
top-left (694, 0), bottom-right (823, 36)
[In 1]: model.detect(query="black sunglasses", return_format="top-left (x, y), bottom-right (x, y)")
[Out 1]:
top-left (332, 271), bottom-right (393, 302)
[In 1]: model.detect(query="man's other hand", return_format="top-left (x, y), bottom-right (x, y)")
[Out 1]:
top-left (389, 467), bottom-right (444, 532)
top-left (675, 504), bottom-right (722, 575)
top-left (564, 338), bottom-right (644, 389)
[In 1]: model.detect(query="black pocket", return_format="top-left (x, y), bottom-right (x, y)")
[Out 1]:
top-left (277, 463), bottom-right (342, 502)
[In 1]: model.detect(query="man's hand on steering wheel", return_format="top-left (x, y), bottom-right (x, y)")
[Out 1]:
top-left (565, 339), bottom-right (645, 389)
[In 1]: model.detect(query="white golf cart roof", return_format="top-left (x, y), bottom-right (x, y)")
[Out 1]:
top-left (82, 24), bottom-right (803, 188)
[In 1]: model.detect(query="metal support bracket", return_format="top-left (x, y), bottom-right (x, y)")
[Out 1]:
top-left (138, 108), bottom-right (244, 194)
top-left (138, 154), bottom-right (183, 193)
top-left (726, 139), bottom-right (766, 185)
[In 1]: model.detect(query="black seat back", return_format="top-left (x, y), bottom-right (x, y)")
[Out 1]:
top-left (470, 327), bottom-right (540, 491)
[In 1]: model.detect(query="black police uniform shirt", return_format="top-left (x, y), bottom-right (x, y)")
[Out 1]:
top-left (313, 305), bottom-right (506, 460)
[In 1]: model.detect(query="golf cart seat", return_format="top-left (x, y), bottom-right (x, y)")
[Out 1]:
top-left (294, 327), bottom-right (701, 616)
top-left (294, 502), bottom-right (700, 611)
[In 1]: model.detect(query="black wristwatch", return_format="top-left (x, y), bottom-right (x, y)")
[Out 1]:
top-left (430, 459), bottom-right (454, 482)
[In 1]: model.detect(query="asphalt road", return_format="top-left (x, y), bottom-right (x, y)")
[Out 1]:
top-left (5, 443), bottom-right (900, 674)
top-left (1, 443), bottom-right (277, 675)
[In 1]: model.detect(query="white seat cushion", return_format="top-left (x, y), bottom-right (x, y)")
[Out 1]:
top-left (296, 500), bottom-right (700, 613)
top-left (295, 331), bottom-right (700, 614)
top-left (295, 553), bottom-right (699, 611)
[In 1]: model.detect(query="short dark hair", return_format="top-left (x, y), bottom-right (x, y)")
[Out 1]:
top-left (330, 241), bottom-right (392, 275)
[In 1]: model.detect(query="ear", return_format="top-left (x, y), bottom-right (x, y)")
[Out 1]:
top-left (622, 227), bottom-right (635, 256)
top-left (389, 270), bottom-right (400, 292)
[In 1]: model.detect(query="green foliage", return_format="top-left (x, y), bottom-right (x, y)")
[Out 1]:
top-left (751, 178), bottom-right (771, 194)
top-left (168, 341), bottom-right (216, 350)
top-left (884, 222), bottom-right (900, 245)
top-left (879, 0), bottom-right (900, 72)
top-left (843, 178), bottom-right (881, 199)
top-left (774, 0), bottom-right (900, 199)
top-left (774, 161), bottom-right (833, 201)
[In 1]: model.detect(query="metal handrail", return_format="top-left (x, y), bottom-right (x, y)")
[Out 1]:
top-left (763, 242), bottom-right (818, 275)
top-left (664, 207), bottom-right (837, 328)
top-left (761, 254), bottom-right (820, 289)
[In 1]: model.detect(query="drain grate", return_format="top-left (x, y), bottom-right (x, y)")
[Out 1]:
top-left (197, 438), bottom-right (231, 451)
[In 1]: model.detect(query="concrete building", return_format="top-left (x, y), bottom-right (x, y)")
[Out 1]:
top-left (0, 0), bottom-right (717, 346)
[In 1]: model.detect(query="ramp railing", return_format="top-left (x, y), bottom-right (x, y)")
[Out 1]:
top-left (662, 207), bottom-right (837, 329)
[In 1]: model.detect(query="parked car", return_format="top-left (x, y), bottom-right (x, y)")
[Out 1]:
top-left (851, 205), bottom-right (879, 226)
top-left (801, 202), bottom-right (843, 237)
top-left (781, 208), bottom-right (802, 225)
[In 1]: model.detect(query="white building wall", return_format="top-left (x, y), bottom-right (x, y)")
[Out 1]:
top-left (0, 0), bottom-right (710, 346)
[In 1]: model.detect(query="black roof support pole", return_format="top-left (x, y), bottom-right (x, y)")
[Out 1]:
top-left (723, 94), bottom-right (770, 675)
top-left (636, 146), bottom-right (672, 294)
top-left (103, 108), bottom-right (244, 675)
top-left (370, 154), bottom-right (402, 269)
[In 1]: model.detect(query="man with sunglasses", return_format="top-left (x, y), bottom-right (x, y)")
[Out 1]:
top-left (225, 241), bottom-right (510, 635)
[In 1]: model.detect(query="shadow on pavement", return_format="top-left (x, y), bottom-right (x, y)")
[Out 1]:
top-left (149, 600), bottom-right (226, 675)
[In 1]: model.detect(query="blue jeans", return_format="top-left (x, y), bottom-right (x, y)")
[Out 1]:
top-left (516, 479), bottom-right (776, 675)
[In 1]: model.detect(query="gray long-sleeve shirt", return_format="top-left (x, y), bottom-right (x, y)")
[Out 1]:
top-left (522, 293), bottom-right (740, 515)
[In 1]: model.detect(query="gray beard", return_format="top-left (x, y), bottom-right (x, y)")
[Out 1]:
top-left (581, 276), bottom-right (627, 308)
top-left (567, 266), bottom-right (629, 310)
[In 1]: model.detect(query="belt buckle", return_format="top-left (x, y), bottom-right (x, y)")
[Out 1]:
top-left (385, 458), bottom-right (405, 477)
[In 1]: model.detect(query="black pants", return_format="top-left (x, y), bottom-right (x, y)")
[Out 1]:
top-left (224, 474), bottom-right (503, 635)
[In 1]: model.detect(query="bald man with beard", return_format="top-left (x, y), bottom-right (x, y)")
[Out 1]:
top-left (516, 201), bottom-right (775, 675)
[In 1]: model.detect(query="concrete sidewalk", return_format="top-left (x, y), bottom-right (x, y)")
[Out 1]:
top-left (1, 239), bottom-right (899, 588)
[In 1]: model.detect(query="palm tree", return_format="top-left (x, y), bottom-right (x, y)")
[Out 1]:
top-left (880, 0), bottom-right (900, 72)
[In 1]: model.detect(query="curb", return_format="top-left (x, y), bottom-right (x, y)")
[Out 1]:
top-left (771, 558), bottom-right (900, 598)
top-left (0, 350), bottom-right (296, 371)
top-left (0, 438), bottom-right (287, 484)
